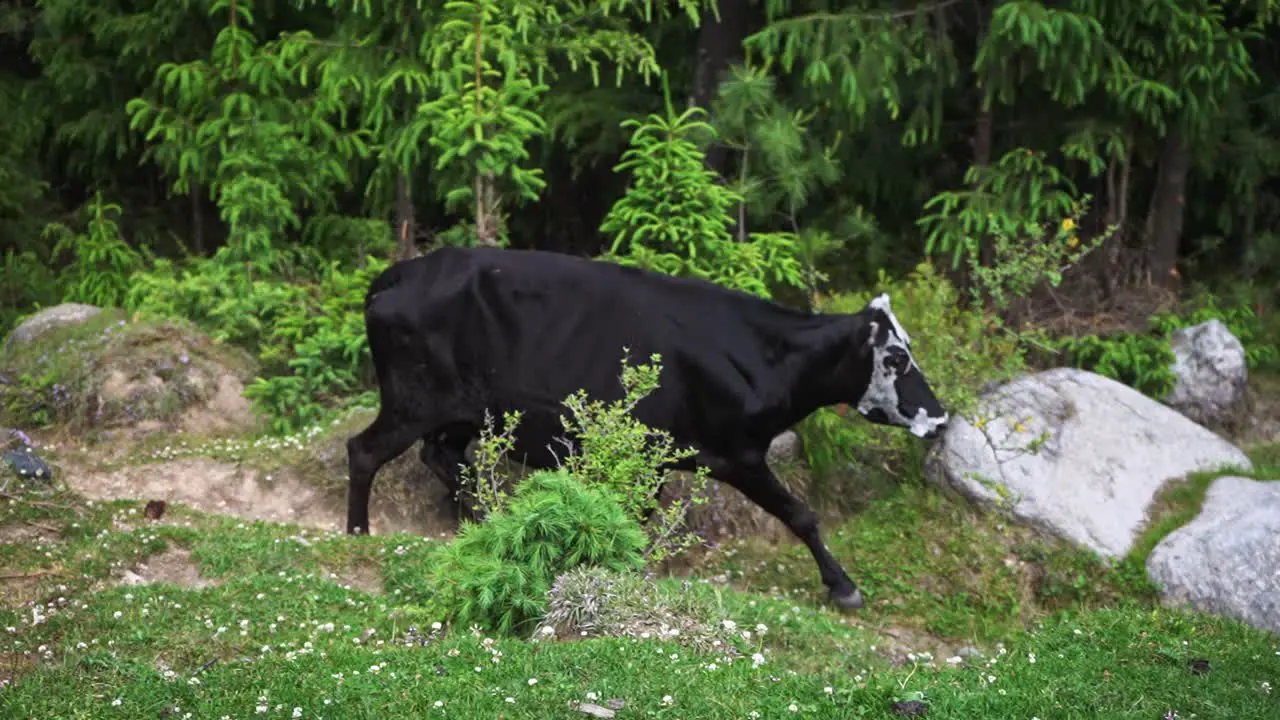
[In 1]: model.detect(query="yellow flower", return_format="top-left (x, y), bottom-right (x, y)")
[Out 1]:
top-left (1060, 218), bottom-right (1076, 232)
top-left (1067, 237), bottom-right (1079, 248)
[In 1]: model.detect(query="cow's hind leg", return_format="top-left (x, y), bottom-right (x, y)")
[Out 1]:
top-left (420, 422), bottom-right (479, 521)
top-left (711, 456), bottom-right (864, 611)
top-left (346, 409), bottom-right (432, 535)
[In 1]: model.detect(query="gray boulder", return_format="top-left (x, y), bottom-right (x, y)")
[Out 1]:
top-left (928, 368), bottom-right (1251, 558)
top-left (767, 430), bottom-right (803, 466)
top-left (1146, 476), bottom-right (1280, 635)
top-left (3, 303), bottom-right (102, 349)
top-left (1165, 319), bottom-right (1249, 429)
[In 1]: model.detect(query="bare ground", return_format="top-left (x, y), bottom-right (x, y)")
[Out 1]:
top-left (56, 456), bottom-right (454, 538)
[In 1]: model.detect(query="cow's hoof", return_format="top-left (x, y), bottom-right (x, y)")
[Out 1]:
top-left (829, 588), bottom-right (864, 611)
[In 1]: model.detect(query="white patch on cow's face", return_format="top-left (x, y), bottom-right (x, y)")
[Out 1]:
top-left (854, 299), bottom-right (949, 438)
top-left (868, 293), bottom-right (909, 344)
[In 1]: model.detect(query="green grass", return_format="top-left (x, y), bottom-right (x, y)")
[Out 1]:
top-left (2, 478), bottom-right (1277, 718)
top-left (697, 481), bottom-right (1160, 645)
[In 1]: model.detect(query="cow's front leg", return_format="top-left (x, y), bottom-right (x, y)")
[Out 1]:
top-left (708, 454), bottom-right (863, 611)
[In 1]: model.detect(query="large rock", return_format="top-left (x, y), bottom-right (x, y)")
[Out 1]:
top-left (3, 303), bottom-right (102, 349)
top-left (1146, 476), bottom-right (1280, 635)
top-left (1164, 319), bottom-right (1249, 429)
top-left (928, 368), bottom-right (1251, 558)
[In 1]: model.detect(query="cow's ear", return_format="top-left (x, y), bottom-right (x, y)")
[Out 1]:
top-left (861, 319), bottom-right (880, 349)
top-left (867, 293), bottom-right (891, 312)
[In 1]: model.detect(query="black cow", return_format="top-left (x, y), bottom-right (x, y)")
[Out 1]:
top-left (346, 246), bottom-right (949, 610)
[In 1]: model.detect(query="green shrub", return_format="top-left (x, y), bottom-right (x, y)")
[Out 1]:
top-left (126, 250), bottom-right (388, 434)
top-left (427, 469), bottom-right (647, 636)
top-left (1052, 291), bottom-right (1280, 399)
top-left (0, 249), bottom-right (59, 337)
top-left (465, 351), bottom-right (711, 564)
top-left (1151, 292), bottom-right (1280, 372)
top-left (1052, 333), bottom-right (1178, 398)
top-left (796, 262), bottom-right (1026, 496)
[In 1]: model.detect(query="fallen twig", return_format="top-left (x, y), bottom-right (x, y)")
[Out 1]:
top-left (22, 519), bottom-right (61, 534)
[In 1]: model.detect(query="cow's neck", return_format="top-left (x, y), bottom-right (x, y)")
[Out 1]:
top-left (768, 312), bottom-right (870, 430)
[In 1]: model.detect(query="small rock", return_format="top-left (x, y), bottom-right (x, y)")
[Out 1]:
top-left (890, 699), bottom-right (928, 716)
top-left (118, 570), bottom-right (147, 586)
top-left (956, 646), bottom-right (984, 659)
top-left (3, 303), bottom-right (102, 348)
top-left (767, 430), bottom-right (803, 465)
top-left (1187, 658), bottom-right (1211, 675)
top-left (605, 699), bottom-right (625, 710)
top-left (2, 449), bottom-right (54, 484)
top-left (574, 703), bottom-right (615, 718)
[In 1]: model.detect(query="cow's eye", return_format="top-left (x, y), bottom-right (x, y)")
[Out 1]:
top-left (884, 350), bottom-right (909, 374)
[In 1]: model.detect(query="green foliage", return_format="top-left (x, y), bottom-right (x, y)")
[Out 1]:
top-left (44, 193), bottom-right (148, 309)
top-left (797, 263), bottom-right (1026, 491)
top-left (0, 250), bottom-right (60, 338)
top-left (461, 351), bottom-right (709, 564)
top-left (919, 148), bottom-right (1109, 292)
top-left (243, 258), bottom-right (390, 434)
top-left (600, 78), bottom-right (805, 299)
top-left (1054, 333), bottom-right (1178, 398)
top-left (427, 469), bottom-right (647, 636)
top-left (127, 0), bottom-right (359, 275)
top-left (419, 0), bottom-right (551, 242)
top-left (1055, 291), bottom-right (1280, 398)
top-left (557, 350), bottom-right (710, 564)
top-left (1151, 293), bottom-right (1280, 372)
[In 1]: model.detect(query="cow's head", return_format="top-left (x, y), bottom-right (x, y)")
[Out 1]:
top-left (853, 294), bottom-right (949, 440)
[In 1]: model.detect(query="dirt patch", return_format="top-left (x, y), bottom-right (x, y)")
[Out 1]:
top-left (662, 470), bottom-right (801, 547)
top-left (856, 622), bottom-right (982, 667)
top-left (60, 456), bottom-right (450, 536)
top-left (325, 563), bottom-right (383, 594)
top-left (0, 521), bottom-right (59, 545)
top-left (0, 572), bottom-right (58, 611)
top-left (113, 547), bottom-right (215, 590)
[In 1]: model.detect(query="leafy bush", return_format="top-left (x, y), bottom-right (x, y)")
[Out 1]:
top-left (44, 193), bottom-right (148, 309)
top-left (126, 249), bottom-right (388, 434)
top-left (796, 262), bottom-right (1026, 495)
top-left (1053, 333), bottom-right (1178, 398)
top-left (243, 258), bottom-right (389, 433)
top-left (427, 469), bottom-right (647, 636)
top-left (1151, 293), bottom-right (1280, 372)
top-left (0, 249), bottom-right (59, 337)
top-left (465, 351), bottom-right (710, 564)
top-left (1053, 291), bottom-right (1280, 399)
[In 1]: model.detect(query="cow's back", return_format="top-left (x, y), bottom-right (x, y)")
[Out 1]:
top-left (371, 247), bottom-right (807, 455)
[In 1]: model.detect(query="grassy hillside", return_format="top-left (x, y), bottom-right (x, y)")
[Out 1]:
top-left (2, 438), bottom-right (1278, 717)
